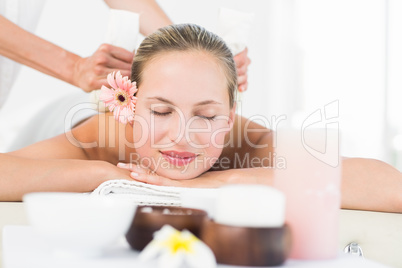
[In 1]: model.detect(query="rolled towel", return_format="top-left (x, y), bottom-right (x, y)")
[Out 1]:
top-left (217, 7), bottom-right (255, 56)
top-left (90, 9), bottom-right (140, 112)
top-left (91, 179), bottom-right (219, 215)
top-left (217, 7), bottom-right (255, 103)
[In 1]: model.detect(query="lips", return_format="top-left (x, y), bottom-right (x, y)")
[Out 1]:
top-left (160, 150), bottom-right (198, 166)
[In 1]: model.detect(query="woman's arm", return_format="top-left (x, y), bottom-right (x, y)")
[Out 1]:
top-left (0, 114), bottom-right (132, 201)
top-left (341, 157), bottom-right (402, 212)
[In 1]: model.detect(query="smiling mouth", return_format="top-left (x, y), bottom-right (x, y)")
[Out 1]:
top-left (160, 150), bottom-right (199, 166)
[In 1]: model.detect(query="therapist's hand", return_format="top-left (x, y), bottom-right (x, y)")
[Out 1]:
top-left (72, 44), bottom-right (134, 92)
top-left (233, 48), bottom-right (251, 92)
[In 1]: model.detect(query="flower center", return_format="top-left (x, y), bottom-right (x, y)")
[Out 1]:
top-left (163, 232), bottom-right (197, 254)
top-left (115, 90), bottom-right (129, 105)
top-left (118, 94), bottom-right (126, 102)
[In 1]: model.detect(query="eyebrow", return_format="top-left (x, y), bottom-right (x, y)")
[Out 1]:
top-left (147, 96), bottom-right (222, 106)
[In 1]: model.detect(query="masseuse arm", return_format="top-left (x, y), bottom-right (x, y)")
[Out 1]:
top-left (104, 0), bottom-right (173, 36)
top-left (0, 16), bottom-right (134, 92)
top-left (0, 114), bottom-right (132, 201)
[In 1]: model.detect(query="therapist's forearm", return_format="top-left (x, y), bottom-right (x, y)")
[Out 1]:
top-left (104, 0), bottom-right (173, 35)
top-left (0, 16), bottom-right (80, 87)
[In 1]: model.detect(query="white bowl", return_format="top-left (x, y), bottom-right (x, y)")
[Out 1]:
top-left (23, 192), bottom-right (137, 258)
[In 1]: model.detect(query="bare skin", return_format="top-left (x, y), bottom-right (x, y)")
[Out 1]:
top-left (1, 111), bottom-right (402, 214)
top-left (0, 45), bottom-right (400, 213)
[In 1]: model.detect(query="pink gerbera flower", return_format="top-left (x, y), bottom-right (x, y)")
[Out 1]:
top-left (99, 71), bottom-right (138, 124)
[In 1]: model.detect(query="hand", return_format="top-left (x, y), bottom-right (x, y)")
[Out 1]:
top-left (72, 44), bottom-right (134, 92)
top-left (117, 162), bottom-right (230, 188)
top-left (93, 160), bottom-right (135, 186)
top-left (233, 48), bottom-right (251, 92)
top-left (116, 163), bottom-right (272, 188)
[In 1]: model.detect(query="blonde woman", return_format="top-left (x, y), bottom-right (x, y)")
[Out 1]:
top-left (1, 24), bottom-right (401, 214)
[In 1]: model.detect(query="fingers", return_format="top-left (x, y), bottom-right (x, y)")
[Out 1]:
top-left (99, 44), bottom-right (134, 64)
top-left (104, 56), bottom-right (132, 72)
top-left (130, 172), bottom-right (173, 186)
top-left (117, 162), bottom-right (136, 171)
top-left (233, 48), bottom-right (251, 92)
top-left (238, 81), bottom-right (248, 93)
top-left (117, 163), bottom-right (156, 178)
top-left (117, 162), bottom-right (181, 187)
top-left (236, 61), bottom-right (248, 77)
top-left (233, 48), bottom-right (250, 67)
top-left (237, 73), bottom-right (248, 88)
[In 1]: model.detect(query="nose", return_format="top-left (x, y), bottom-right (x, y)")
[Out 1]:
top-left (167, 113), bottom-right (187, 145)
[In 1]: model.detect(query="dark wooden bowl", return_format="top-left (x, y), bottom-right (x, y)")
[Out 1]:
top-left (201, 219), bottom-right (292, 266)
top-left (125, 205), bottom-right (207, 251)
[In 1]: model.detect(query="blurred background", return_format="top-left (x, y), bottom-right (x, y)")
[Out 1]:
top-left (0, 0), bottom-right (401, 171)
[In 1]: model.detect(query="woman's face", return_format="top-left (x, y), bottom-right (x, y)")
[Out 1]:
top-left (132, 51), bottom-right (235, 179)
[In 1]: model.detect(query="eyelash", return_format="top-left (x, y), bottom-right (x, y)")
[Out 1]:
top-left (150, 110), bottom-right (171, 117)
top-left (198, 115), bottom-right (216, 121)
top-left (150, 110), bottom-right (216, 121)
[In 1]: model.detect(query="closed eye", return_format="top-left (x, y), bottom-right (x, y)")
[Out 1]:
top-left (197, 115), bottom-right (216, 121)
top-left (150, 110), bottom-right (172, 116)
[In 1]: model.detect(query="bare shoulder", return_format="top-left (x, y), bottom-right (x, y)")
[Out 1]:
top-left (219, 114), bottom-right (274, 168)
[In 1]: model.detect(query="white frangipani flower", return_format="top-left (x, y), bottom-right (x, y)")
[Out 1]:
top-left (139, 225), bottom-right (216, 268)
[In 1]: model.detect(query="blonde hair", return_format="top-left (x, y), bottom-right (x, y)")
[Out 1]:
top-left (131, 23), bottom-right (237, 108)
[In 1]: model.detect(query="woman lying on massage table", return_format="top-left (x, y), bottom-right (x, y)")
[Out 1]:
top-left (0, 24), bottom-right (401, 213)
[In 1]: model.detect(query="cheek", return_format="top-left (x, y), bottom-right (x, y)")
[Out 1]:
top-left (209, 121), bottom-right (231, 148)
top-left (133, 113), bottom-right (149, 148)
top-left (187, 119), bottom-right (229, 145)
top-left (132, 111), bottom-right (171, 157)
top-left (132, 108), bottom-right (156, 159)
top-left (191, 121), bottom-right (230, 160)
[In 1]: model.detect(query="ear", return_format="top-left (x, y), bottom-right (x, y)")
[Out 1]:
top-left (228, 102), bottom-right (236, 131)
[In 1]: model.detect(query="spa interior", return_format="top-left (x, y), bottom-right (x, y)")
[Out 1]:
top-left (0, 0), bottom-right (401, 267)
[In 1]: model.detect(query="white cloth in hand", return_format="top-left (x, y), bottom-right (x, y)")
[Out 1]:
top-left (104, 9), bottom-right (140, 52)
top-left (90, 9), bottom-right (140, 112)
top-left (217, 7), bottom-right (255, 56)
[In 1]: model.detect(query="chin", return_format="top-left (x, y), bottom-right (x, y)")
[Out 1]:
top-left (156, 167), bottom-right (206, 180)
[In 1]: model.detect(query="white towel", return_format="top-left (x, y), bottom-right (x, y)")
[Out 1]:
top-left (91, 179), bottom-right (219, 215)
top-left (217, 7), bottom-right (255, 103)
top-left (90, 9), bottom-right (140, 112)
top-left (104, 9), bottom-right (140, 52)
top-left (217, 7), bottom-right (255, 56)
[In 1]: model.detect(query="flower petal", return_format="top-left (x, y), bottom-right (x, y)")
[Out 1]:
top-left (139, 241), bottom-right (163, 262)
top-left (184, 242), bottom-right (217, 268)
top-left (158, 250), bottom-right (185, 268)
top-left (115, 71), bottom-right (124, 89)
top-left (107, 71), bottom-right (118, 90)
top-left (99, 86), bottom-right (115, 102)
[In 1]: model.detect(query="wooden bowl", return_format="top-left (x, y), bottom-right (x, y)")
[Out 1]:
top-left (125, 206), bottom-right (207, 251)
top-left (201, 219), bottom-right (291, 266)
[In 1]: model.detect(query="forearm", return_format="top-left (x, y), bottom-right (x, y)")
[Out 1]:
top-left (213, 167), bottom-right (274, 185)
top-left (104, 0), bottom-right (172, 35)
top-left (0, 16), bottom-right (80, 86)
top-left (0, 154), bottom-right (111, 201)
top-left (341, 157), bottom-right (402, 213)
top-left (238, 158), bottom-right (402, 213)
